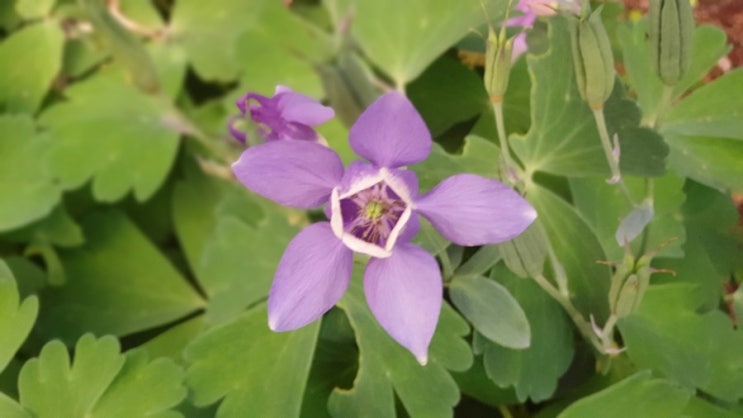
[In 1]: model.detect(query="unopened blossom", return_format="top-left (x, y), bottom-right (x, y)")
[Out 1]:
top-left (232, 92), bottom-right (537, 364)
top-left (228, 85), bottom-right (334, 144)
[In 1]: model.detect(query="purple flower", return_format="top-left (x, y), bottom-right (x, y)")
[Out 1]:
top-left (232, 92), bottom-right (537, 364)
top-left (228, 85), bottom-right (334, 144)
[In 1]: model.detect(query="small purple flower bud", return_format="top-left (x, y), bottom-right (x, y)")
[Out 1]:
top-left (228, 85), bottom-right (334, 145)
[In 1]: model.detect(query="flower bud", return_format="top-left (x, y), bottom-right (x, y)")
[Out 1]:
top-left (648, 0), bottom-right (694, 86)
top-left (614, 274), bottom-right (639, 318)
top-left (484, 26), bottom-right (515, 103)
top-left (568, 6), bottom-right (615, 110)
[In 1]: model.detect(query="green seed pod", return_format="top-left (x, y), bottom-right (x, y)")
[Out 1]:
top-left (608, 250), bottom-right (635, 313)
top-left (649, 0), bottom-right (694, 86)
top-left (484, 26), bottom-right (515, 103)
top-left (568, 6), bottom-right (615, 110)
top-left (615, 274), bottom-right (640, 318)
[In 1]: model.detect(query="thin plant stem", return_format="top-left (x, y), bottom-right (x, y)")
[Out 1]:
top-left (646, 84), bottom-right (675, 128)
top-left (532, 273), bottom-right (605, 353)
top-left (498, 405), bottom-right (514, 418)
top-left (592, 108), bottom-right (637, 206)
top-left (492, 102), bottom-right (515, 183)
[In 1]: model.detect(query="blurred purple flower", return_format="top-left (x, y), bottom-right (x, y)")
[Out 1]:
top-left (507, 0), bottom-right (582, 59)
top-left (232, 92), bottom-right (537, 364)
top-left (228, 85), bottom-right (334, 144)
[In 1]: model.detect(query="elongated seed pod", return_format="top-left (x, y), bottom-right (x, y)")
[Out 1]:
top-left (649, 0), bottom-right (694, 85)
top-left (484, 27), bottom-right (515, 103)
top-left (568, 6), bottom-right (615, 110)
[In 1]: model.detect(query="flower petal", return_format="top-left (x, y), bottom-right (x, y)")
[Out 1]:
top-left (397, 213), bottom-right (420, 243)
top-left (277, 91), bottom-right (335, 126)
top-left (232, 140), bottom-right (343, 208)
top-left (268, 222), bottom-right (353, 331)
top-left (349, 92), bottom-right (431, 168)
top-left (364, 243), bottom-right (442, 365)
top-left (415, 174), bottom-right (537, 246)
top-left (227, 115), bottom-right (247, 143)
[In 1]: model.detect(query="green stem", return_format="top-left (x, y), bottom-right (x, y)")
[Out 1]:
top-left (498, 405), bottom-right (514, 418)
top-left (492, 102), bottom-right (515, 183)
top-left (166, 104), bottom-right (236, 166)
top-left (592, 108), bottom-right (637, 206)
top-left (647, 84), bottom-right (675, 128)
top-left (533, 273), bottom-right (604, 353)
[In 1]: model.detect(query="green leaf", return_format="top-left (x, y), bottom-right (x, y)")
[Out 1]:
top-left (174, 163), bottom-right (296, 325)
top-left (185, 305), bottom-right (319, 417)
top-left (0, 393), bottom-right (30, 418)
top-left (19, 335), bottom-right (124, 416)
top-left (0, 260), bottom-right (38, 373)
top-left (140, 316), bottom-right (205, 365)
top-left (653, 181), bottom-right (741, 310)
top-left (509, 18), bottom-right (603, 177)
top-left (172, 162), bottom-right (243, 275)
top-left (0, 115), bottom-right (62, 232)
top-left (570, 173), bottom-right (686, 260)
top-left (300, 309), bottom-right (359, 418)
top-left (497, 221), bottom-right (548, 279)
top-left (149, 42), bottom-right (188, 100)
top-left (0, 20), bottom-right (64, 113)
top-left (18, 334), bottom-right (185, 417)
top-left (171, 0), bottom-right (329, 82)
top-left (453, 245), bottom-right (501, 280)
top-left (412, 135), bottom-right (501, 192)
top-left (527, 185), bottom-right (611, 321)
top-left (2, 256), bottom-right (46, 299)
top-left (90, 349), bottom-right (187, 418)
top-left (118, 0), bottom-right (165, 31)
top-left (169, 0), bottom-right (254, 80)
top-left (558, 371), bottom-right (691, 418)
top-left (35, 211), bottom-right (204, 343)
top-left (233, 19), bottom-right (327, 98)
top-left (510, 19), bottom-right (662, 178)
top-left (684, 396), bottom-right (743, 418)
top-left (0, 2), bottom-right (20, 31)
top-left (477, 265), bottom-right (573, 402)
top-left (329, 275), bottom-right (472, 418)
top-left (451, 356), bottom-right (518, 408)
top-left (619, 284), bottom-right (743, 402)
top-left (81, 0), bottom-right (160, 93)
top-left (408, 56), bottom-right (488, 137)
top-left (618, 21), bottom-right (730, 122)
top-left (351, 0), bottom-right (507, 85)
top-left (199, 210), bottom-right (298, 325)
top-left (40, 71), bottom-right (180, 202)
top-left (450, 276), bottom-right (530, 349)
top-left (15, 0), bottom-right (55, 19)
top-left (1, 204), bottom-right (83, 248)
top-left (659, 70), bottom-right (743, 191)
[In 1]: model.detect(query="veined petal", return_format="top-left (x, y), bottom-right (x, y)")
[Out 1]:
top-left (232, 140), bottom-right (343, 208)
top-left (349, 92), bottom-right (432, 168)
top-left (277, 91), bottom-right (335, 126)
top-left (415, 174), bottom-right (537, 246)
top-left (364, 243), bottom-right (442, 365)
top-left (268, 222), bottom-right (353, 331)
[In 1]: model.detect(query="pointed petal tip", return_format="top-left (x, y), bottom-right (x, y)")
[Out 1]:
top-left (416, 353), bottom-right (429, 366)
top-left (268, 316), bottom-right (279, 332)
